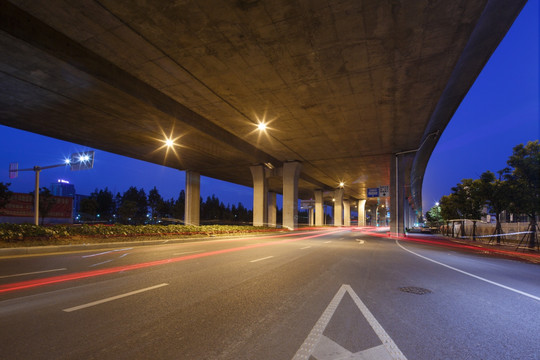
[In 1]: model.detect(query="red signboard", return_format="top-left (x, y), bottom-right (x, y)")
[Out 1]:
top-left (2, 193), bottom-right (72, 218)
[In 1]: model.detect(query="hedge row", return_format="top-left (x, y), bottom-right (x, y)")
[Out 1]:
top-left (0, 223), bottom-right (274, 242)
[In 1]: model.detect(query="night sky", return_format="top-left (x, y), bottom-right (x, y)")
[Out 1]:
top-left (0, 1), bottom-right (538, 215)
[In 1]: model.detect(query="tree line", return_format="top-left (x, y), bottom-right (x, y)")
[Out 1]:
top-left (79, 186), bottom-right (253, 225)
top-left (425, 141), bottom-right (539, 248)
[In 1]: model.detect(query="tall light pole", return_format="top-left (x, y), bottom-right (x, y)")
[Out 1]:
top-left (9, 151), bottom-right (95, 225)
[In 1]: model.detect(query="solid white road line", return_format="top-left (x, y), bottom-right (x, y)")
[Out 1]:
top-left (324, 241), bottom-right (332, 243)
top-left (0, 268), bottom-right (67, 279)
top-left (250, 256), bottom-right (274, 263)
top-left (300, 246), bottom-right (312, 249)
top-left (396, 240), bottom-right (540, 302)
top-left (63, 283), bottom-right (169, 312)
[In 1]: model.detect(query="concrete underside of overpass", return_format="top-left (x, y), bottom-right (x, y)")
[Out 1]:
top-left (0, 0), bottom-right (526, 228)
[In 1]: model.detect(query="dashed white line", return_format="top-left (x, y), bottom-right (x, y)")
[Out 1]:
top-left (172, 250), bottom-right (205, 256)
top-left (0, 268), bottom-right (67, 279)
top-left (324, 241), bottom-right (332, 243)
top-left (300, 246), bottom-right (312, 250)
top-left (396, 240), bottom-right (540, 302)
top-left (82, 248), bottom-right (133, 258)
top-left (63, 283), bottom-right (169, 312)
top-left (88, 260), bottom-right (113, 267)
top-left (250, 256), bottom-right (274, 263)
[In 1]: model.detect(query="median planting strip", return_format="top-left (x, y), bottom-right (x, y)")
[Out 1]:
top-left (0, 228), bottom-right (346, 294)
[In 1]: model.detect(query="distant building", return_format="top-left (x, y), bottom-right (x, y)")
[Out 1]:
top-left (0, 192), bottom-right (73, 224)
top-left (50, 179), bottom-right (76, 197)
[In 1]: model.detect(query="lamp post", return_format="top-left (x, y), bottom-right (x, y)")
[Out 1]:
top-left (9, 151), bottom-right (95, 225)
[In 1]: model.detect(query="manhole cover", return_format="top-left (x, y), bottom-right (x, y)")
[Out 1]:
top-left (398, 286), bottom-right (432, 295)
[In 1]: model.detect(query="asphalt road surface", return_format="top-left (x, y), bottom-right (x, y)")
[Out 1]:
top-left (1, 228), bottom-right (539, 359)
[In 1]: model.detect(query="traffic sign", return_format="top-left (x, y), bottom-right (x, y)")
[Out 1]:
top-left (367, 188), bottom-right (379, 197)
top-left (379, 185), bottom-right (389, 197)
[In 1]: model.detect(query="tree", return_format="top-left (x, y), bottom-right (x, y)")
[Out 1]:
top-left (118, 200), bottom-right (137, 224)
top-left (425, 203), bottom-right (443, 228)
top-left (148, 186), bottom-right (163, 223)
top-left (0, 182), bottom-right (12, 215)
top-left (120, 187), bottom-right (148, 224)
top-left (80, 197), bottom-right (98, 221)
top-left (91, 187), bottom-right (115, 222)
top-left (503, 141), bottom-right (540, 248)
top-left (30, 187), bottom-right (56, 225)
top-left (477, 171), bottom-right (512, 244)
top-left (172, 190), bottom-right (185, 221)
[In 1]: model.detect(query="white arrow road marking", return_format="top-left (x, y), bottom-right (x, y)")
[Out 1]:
top-left (292, 284), bottom-right (407, 360)
top-left (356, 239), bottom-right (365, 244)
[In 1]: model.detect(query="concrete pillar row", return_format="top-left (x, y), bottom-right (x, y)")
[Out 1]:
top-left (358, 199), bottom-right (366, 227)
top-left (185, 170), bottom-right (200, 226)
top-left (314, 189), bottom-right (324, 226)
top-left (333, 188), bottom-right (344, 226)
top-left (250, 165), bottom-right (268, 227)
top-left (308, 208), bottom-right (314, 226)
top-left (282, 161), bottom-right (302, 230)
top-left (267, 191), bottom-right (277, 228)
top-left (343, 199), bottom-right (351, 226)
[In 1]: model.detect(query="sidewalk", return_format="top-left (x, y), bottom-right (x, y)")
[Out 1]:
top-left (401, 232), bottom-right (540, 264)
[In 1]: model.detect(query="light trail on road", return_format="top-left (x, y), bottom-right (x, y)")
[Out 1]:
top-left (0, 228), bottom-right (346, 294)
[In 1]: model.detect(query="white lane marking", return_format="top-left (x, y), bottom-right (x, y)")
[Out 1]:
top-left (0, 268), bottom-right (67, 279)
top-left (300, 246), bottom-right (312, 250)
top-left (172, 250), bottom-right (204, 256)
top-left (63, 283), bottom-right (169, 312)
top-left (324, 241), bottom-right (332, 243)
top-left (356, 239), bottom-right (365, 244)
top-left (82, 248), bottom-right (133, 258)
top-left (396, 240), bottom-right (540, 302)
top-left (119, 253), bottom-right (128, 259)
top-left (292, 284), bottom-right (407, 360)
top-left (250, 256), bottom-right (274, 263)
top-left (88, 260), bottom-right (113, 268)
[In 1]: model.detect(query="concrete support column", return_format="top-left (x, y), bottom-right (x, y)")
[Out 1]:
top-left (267, 191), bottom-right (277, 227)
top-left (358, 199), bottom-right (366, 226)
top-left (250, 165), bottom-right (268, 227)
top-left (390, 154), bottom-right (410, 235)
top-left (343, 200), bottom-right (351, 226)
top-left (308, 208), bottom-right (314, 226)
top-left (333, 188), bottom-right (344, 226)
top-left (314, 189), bottom-right (324, 226)
top-left (185, 170), bottom-right (200, 226)
top-left (282, 161), bottom-right (302, 230)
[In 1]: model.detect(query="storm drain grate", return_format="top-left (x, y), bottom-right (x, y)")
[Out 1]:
top-left (399, 286), bottom-right (432, 295)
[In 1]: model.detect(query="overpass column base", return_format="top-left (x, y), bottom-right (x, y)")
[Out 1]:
top-left (333, 188), bottom-right (343, 226)
top-left (282, 161), bottom-right (302, 230)
top-left (343, 199), bottom-right (350, 226)
top-left (267, 191), bottom-right (277, 228)
top-left (250, 165), bottom-right (268, 227)
top-left (314, 189), bottom-right (324, 226)
top-left (358, 199), bottom-right (366, 227)
top-left (185, 170), bottom-right (200, 226)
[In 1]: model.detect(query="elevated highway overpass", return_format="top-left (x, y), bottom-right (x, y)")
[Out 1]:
top-left (0, 0), bottom-right (526, 230)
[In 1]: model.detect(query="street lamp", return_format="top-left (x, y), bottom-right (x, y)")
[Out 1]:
top-left (9, 151), bottom-right (95, 225)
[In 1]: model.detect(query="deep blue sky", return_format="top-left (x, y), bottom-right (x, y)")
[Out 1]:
top-left (1, 1), bottom-right (538, 213)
